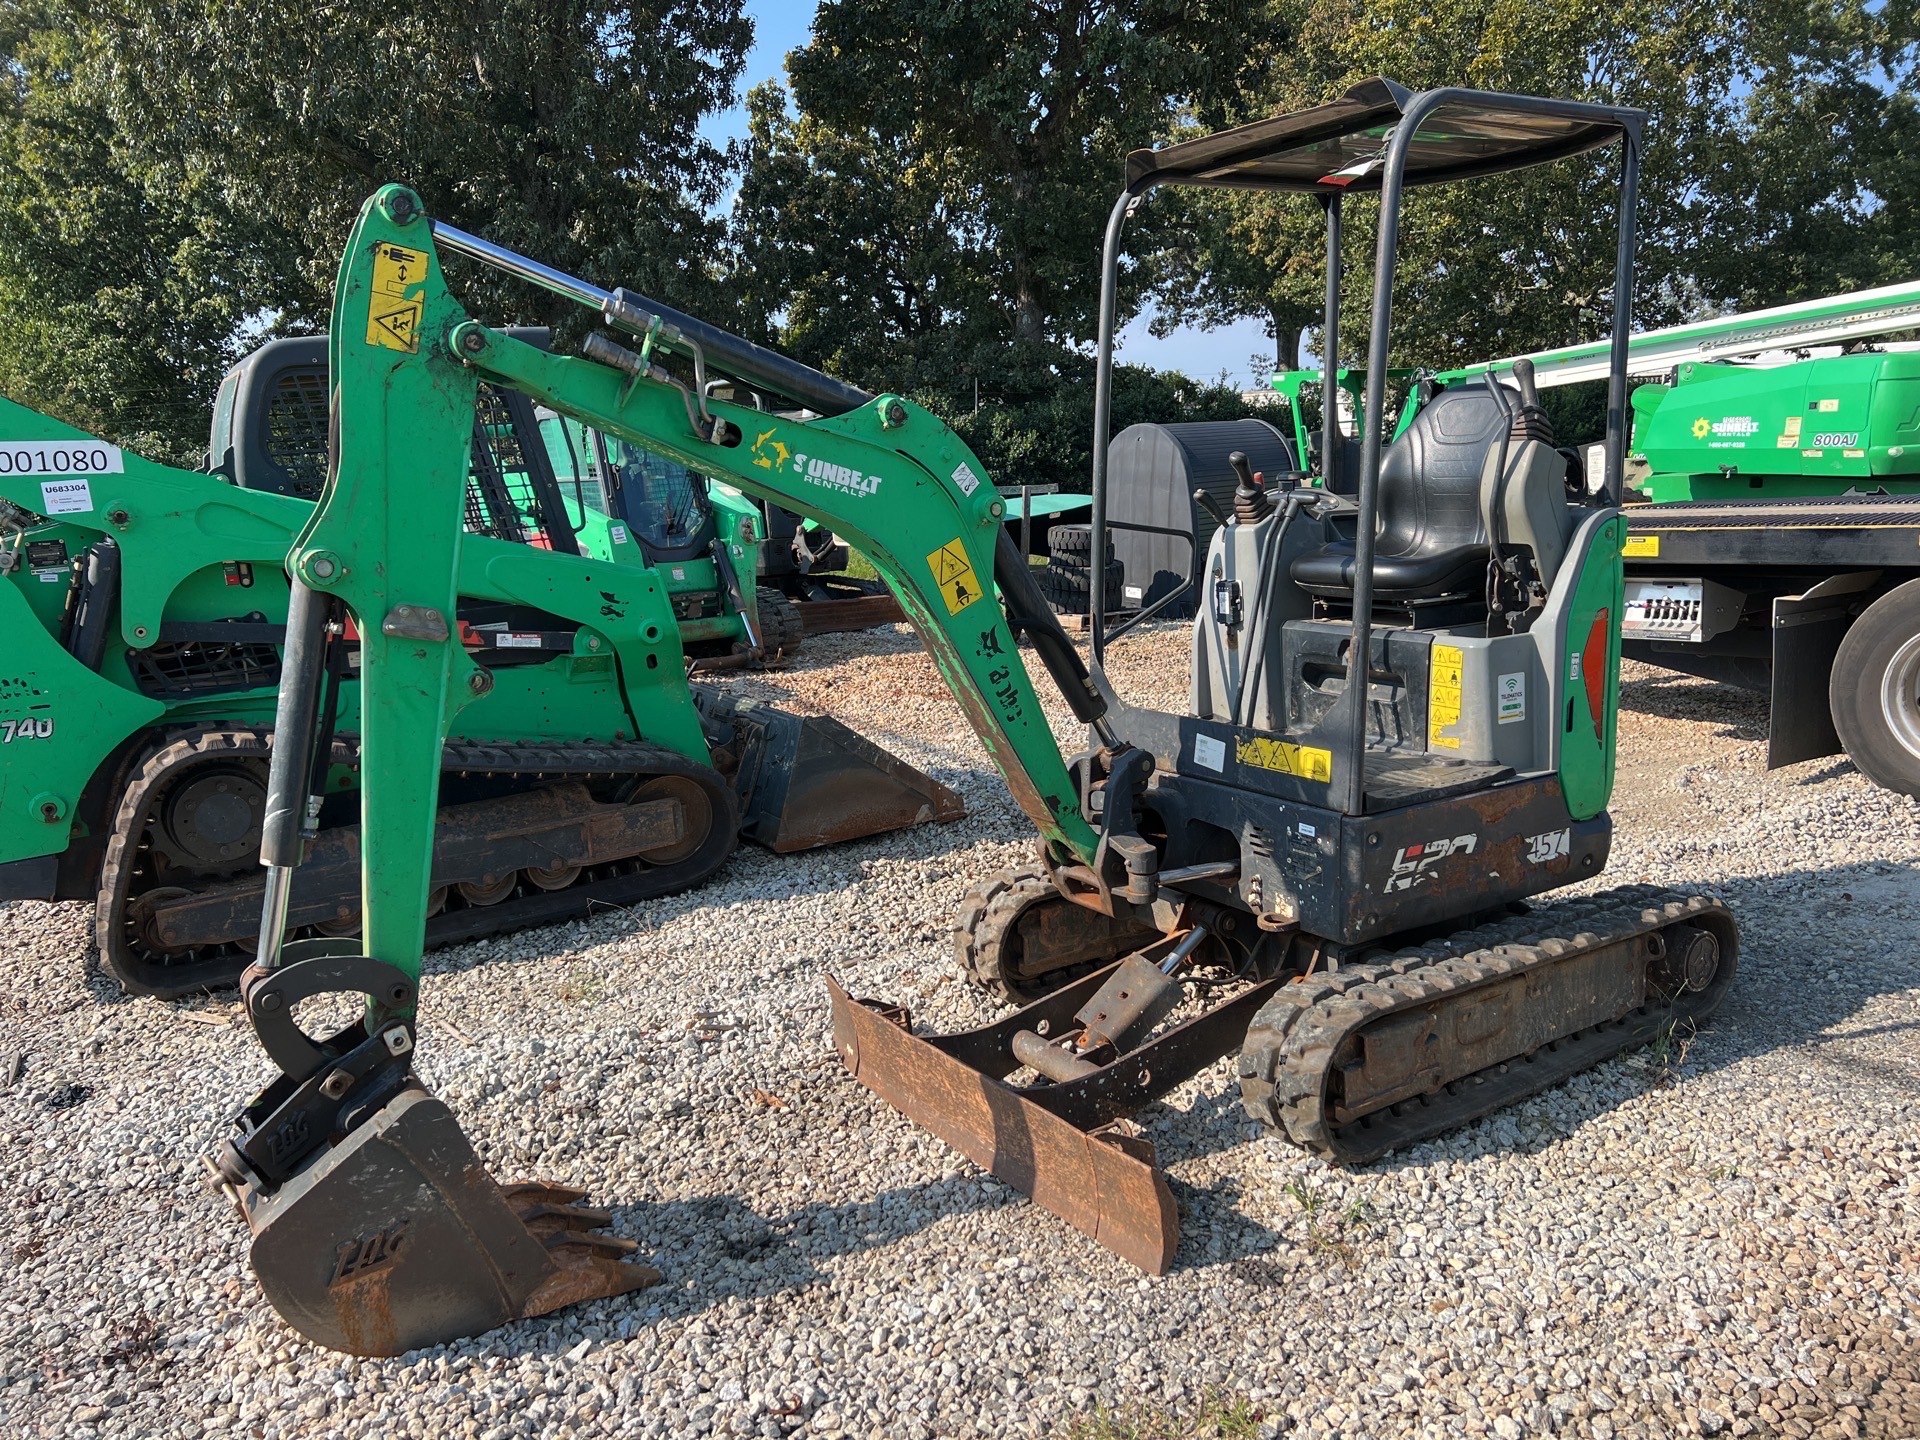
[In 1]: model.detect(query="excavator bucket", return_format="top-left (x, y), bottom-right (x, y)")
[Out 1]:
top-left (694, 685), bottom-right (965, 853)
top-left (228, 1086), bottom-right (658, 1357)
top-left (825, 968), bottom-right (1280, 1275)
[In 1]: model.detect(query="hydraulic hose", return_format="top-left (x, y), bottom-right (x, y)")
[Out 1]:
top-left (993, 526), bottom-right (1110, 732)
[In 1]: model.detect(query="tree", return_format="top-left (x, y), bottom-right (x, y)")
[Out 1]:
top-left (731, 1), bottom-right (1278, 490)
top-left (1149, 0), bottom-right (1920, 398)
top-left (0, 0), bottom-right (753, 461)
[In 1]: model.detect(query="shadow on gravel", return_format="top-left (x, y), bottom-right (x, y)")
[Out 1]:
top-left (1617, 669), bottom-right (1771, 741)
top-left (594, 1180), bottom-right (1006, 1322)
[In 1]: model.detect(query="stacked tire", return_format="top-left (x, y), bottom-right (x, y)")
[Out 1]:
top-left (1038, 524), bottom-right (1124, 616)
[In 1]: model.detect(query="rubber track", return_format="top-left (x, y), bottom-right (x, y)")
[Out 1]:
top-left (953, 868), bottom-right (1060, 1004)
top-left (96, 726), bottom-right (738, 999)
top-left (1237, 885), bottom-right (1736, 1164)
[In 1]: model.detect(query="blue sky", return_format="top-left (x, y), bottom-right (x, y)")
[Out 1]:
top-left (701, 3), bottom-right (1276, 390)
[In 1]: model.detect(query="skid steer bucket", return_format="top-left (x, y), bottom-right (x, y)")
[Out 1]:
top-left (826, 968), bottom-right (1282, 1274)
top-left (694, 685), bottom-right (965, 853)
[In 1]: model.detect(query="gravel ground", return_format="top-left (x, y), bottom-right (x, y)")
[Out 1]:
top-left (2, 626), bottom-right (1916, 1440)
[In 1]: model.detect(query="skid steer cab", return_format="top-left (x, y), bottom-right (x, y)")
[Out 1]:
top-left (199, 76), bottom-right (1728, 1361)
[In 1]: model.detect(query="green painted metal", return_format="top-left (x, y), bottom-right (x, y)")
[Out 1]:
top-left (1267, 366), bottom-right (1419, 476)
top-left (0, 395), bottom-right (705, 885)
top-left (1437, 276), bottom-right (1920, 394)
top-left (312, 189), bottom-right (1093, 949)
top-left (0, 577), bottom-right (164, 860)
top-left (1556, 515), bottom-right (1625, 821)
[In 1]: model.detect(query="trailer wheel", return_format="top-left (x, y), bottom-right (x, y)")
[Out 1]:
top-left (1831, 578), bottom-right (1920, 797)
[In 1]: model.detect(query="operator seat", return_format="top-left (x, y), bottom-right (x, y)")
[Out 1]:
top-left (1291, 383), bottom-right (1511, 603)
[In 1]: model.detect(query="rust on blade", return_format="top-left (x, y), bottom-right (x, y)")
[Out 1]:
top-left (826, 974), bottom-right (1179, 1275)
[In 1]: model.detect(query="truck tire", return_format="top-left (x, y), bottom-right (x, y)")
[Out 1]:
top-left (1830, 578), bottom-right (1920, 797)
top-left (1047, 524), bottom-right (1113, 565)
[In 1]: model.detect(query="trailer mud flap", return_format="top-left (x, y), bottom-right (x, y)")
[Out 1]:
top-left (694, 686), bottom-right (965, 853)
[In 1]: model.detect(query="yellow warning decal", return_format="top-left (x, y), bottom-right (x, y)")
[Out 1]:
top-left (926, 538), bottom-right (983, 615)
top-left (1430, 642), bottom-right (1464, 751)
top-left (1234, 737), bottom-right (1332, 782)
top-left (366, 242), bottom-right (428, 353)
top-left (1622, 535), bottom-right (1659, 558)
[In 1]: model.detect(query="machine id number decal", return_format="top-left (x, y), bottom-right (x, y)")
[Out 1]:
top-left (1234, 736), bottom-right (1331, 782)
top-left (365, 242), bottom-right (427, 353)
top-left (1384, 834), bottom-right (1477, 892)
top-left (0, 444), bottom-right (122, 491)
top-left (1192, 734), bottom-right (1226, 771)
top-left (1, 718), bottom-right (54, 741)
top-left (1525, 828), bottom-right (1571, 863)
top-left (927, 539), bottom-right (983, 615)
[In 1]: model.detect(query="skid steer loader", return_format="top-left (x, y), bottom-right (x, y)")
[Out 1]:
top-left (0, 350), bottom-right (962, 998)
top-left (198, 77), bottom-right (1736, 1357)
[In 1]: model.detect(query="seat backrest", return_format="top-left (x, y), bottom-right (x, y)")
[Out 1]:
top-left (1374, 384), bottom-right (1512, 558)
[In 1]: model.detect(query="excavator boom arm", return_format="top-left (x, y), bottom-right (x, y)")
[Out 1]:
top-left (297, 189), bottom-right (1099, 984)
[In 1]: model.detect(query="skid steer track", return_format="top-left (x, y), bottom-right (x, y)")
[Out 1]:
top-left (97, 727), bottom-right (738, 996)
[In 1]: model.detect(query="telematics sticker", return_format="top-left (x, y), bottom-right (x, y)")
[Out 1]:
top-left (1497, 671), bottom-right (1526, 724)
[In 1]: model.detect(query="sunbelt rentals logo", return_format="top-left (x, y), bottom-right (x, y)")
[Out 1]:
top-left (1692, 415), bottom-right (1758, 444)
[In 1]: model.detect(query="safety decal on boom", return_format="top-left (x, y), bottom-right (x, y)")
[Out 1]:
top-left (366, 242), bottom-right (428, 353)
top-left (1234, 737), bottom-right (1332, 782)
top-left (927, 539), bottom-right (983, 615)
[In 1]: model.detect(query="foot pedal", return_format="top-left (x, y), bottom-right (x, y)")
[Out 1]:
top-left (232, 1088), bottom-right (657, 1355)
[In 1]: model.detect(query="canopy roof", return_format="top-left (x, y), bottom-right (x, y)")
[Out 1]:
top-left (1124, 78), bottom-right (1640, 196)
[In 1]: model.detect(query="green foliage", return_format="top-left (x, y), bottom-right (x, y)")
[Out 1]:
top-left (1152, 0), bottom-right (1920, 379)
top-left (0, 0), bottom-right (752, 460)
top-left (732, 3), bottom-right (1275, 489)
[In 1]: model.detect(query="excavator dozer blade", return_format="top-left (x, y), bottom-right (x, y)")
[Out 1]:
top-left (695, 686), bottom-right (966, 853)
top-left (826, 973), bottom-right (1180, 1275)
top-left (233, 1088), bottom-right (658, 1356)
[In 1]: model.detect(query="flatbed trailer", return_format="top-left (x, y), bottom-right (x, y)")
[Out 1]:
top-left (1620, 494), bottom-right (1920, 788)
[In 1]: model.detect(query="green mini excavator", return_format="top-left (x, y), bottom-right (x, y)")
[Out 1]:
top-left (197, 79), bottom-right (1736, 1357)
